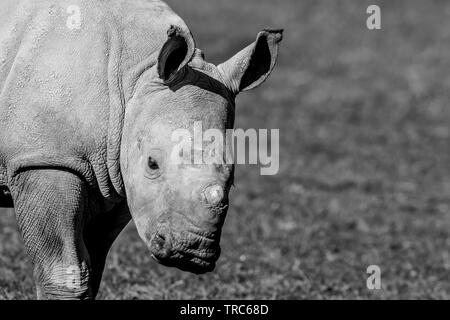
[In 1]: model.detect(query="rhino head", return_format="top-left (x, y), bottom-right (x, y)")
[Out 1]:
top-left (121, 26), bottom-right (283, 274)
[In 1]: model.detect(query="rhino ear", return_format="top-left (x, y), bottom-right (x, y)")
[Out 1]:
top-left (157, 25), bottom-right (196, 82)
top-left (218, 29), bottom-right (283, 94)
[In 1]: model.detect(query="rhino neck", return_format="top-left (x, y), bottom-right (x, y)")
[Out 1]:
top-left (105, 34), bottom-right (160, 200)
top-left (103, 0), bottom-right (192, 200)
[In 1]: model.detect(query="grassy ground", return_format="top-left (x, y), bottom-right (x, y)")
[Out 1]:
top-left (1, 0), bottom-right (450, 299)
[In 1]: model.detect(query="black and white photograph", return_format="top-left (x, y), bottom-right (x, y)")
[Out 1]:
top-left (0, 0), bottom-right (449, 307)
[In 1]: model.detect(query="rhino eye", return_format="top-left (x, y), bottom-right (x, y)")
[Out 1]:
top-left (145, 156), bottom-right (161, 180)
top-left (147, 157), bottom-right (159, 170)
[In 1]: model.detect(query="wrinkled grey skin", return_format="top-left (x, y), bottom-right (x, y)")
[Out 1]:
top-left (0, 0), bottom-right (282, 299)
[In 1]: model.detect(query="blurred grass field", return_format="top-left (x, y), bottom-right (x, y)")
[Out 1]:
top-left (1, 0), bottom-right (450, 299)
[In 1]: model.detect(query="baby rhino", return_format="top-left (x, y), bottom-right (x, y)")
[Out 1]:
top-left (0, 0), bottom-right (283, 299)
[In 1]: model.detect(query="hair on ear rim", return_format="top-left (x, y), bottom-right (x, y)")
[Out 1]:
top-left (262, 28), bottom-right (284, 42)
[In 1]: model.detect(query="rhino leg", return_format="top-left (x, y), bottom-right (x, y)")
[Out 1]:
top-left (10, 169), bottom-right (93, 300)
top-left (83, 202), bottom-right (131, 297)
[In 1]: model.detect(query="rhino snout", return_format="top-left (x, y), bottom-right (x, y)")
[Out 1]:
top-left (149, 227), bottom-right (220, 274)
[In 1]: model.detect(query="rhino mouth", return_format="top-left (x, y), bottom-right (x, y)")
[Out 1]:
top-left (149, 231), bottom-right (221, 274)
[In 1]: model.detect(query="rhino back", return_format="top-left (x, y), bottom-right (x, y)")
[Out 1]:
top-left (0, 0), bottom-right (190, 200)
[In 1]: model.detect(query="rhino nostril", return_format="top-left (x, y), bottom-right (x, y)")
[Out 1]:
top-left (152, 233), bottom-right (167, 251)
top-left (150, 232), bottom-right (173, 260)
top-left (204, 185), bottom-right (224, 206)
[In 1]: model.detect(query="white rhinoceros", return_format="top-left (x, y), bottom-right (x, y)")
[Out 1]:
top-left (0, 0), bottom-right (282, 299)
